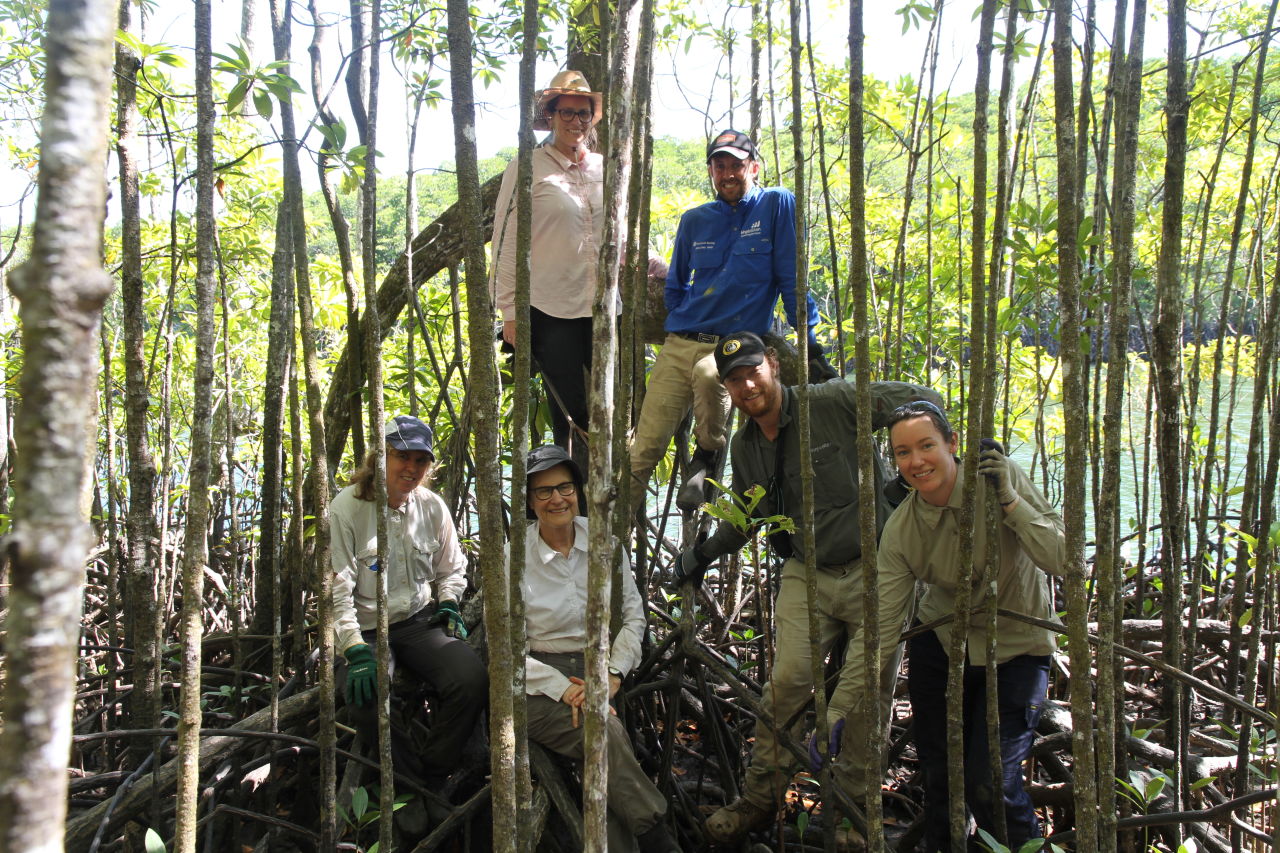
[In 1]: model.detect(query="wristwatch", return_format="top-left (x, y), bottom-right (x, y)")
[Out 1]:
top-left (608, 666), bottom-right (623, 678)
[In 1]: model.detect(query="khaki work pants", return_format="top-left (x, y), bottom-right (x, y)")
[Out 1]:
top-left (628, 334), bottom-right (731, 508)
top-left (742, 557), bottom-right (906, 810)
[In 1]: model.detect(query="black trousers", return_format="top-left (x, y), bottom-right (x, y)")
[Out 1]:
top-left (339, 608), bottom-right (487, 785)
top-left (908, 628), bottom-right (1049, 851)
top-left (529, 307), bottom-right (593, 454)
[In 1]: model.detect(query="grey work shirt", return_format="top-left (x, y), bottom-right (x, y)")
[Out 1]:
top-left (703, 379), bottom-right (943, 567)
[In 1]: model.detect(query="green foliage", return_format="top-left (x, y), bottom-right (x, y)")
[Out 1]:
top-left (144, 827), bottom-right (167, 853)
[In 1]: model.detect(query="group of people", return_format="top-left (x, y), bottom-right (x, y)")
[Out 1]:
top-left (327, 68), bottom-right (1066, 852)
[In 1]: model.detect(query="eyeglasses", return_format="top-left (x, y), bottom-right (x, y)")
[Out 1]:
top-left (531, 481), bottom-right (577, 501)
top-left (555, 108), bottom-right (593, 124)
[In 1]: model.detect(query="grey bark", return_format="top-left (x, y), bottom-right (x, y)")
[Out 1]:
top-left (0, 0), bottom-right (114, 848)
top-left (1096, 3), bottom-right (1145, 849)
top-left (114, 0), bottom-right (161, 761)
top-left (173, 1), bottom-right (219, 847)
top-left (583, 0), bottom-right (640, 846)
top-left (444, 2), bottom-right (517, 846)
top-left (1152, 0), bottom-right (1189, 827)
top-left (270, 0), bottom-right (336, 845)
top-left (1051, 0), bottom-right (1100, 845)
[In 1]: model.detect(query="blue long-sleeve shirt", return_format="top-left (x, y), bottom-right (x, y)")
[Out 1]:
top-left (664, 185), bottom-right (820, 342)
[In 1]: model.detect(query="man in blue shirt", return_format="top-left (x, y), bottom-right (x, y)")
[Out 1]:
top-left (629, 130), bottom-right (827, 513)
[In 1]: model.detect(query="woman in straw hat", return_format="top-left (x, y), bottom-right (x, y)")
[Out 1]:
top-left (491, 70), bottom-right (604, 465)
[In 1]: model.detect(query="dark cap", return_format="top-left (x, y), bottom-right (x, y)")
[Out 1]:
top-left (384, 415), bottom-right (434, 458)
top-left (706, 129), bottom-right (758, 162)
top-left (714, 331), bottom-right (768, 380)
top-left (526, 444), bottom-right (584, 519)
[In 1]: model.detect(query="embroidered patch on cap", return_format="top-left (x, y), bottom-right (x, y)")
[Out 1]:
top-left (721, 338), bottom-right (741, 355)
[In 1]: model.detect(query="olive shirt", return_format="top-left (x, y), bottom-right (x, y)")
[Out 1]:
top-left (861, 458), bottom-right (1065, 688)
top-left (701, 379), bottom-right (943, 567)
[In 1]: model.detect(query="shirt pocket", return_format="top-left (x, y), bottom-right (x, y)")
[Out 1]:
top-left (810, 441), bottom-right (855, 507)
top-left (353, 547), bottom-right (380, 602)
top-left (730, 234), bottom-right (773, 281)
top-left (690, 242), bottom-right (727, 275)
top-left (408, 531), bottom-right (441, 584)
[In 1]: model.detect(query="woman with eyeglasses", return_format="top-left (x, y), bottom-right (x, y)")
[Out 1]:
top-left (490, 70), bottom-right (605, 464)
top-left (860, 401), bottom-right (1065, 850)
top-left (330, 416), bottom-right (487, 791)
top-left (514, 444), bottom-right (679, 852)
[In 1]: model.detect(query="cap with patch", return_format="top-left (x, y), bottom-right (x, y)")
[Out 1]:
top-left (714, 331), bottom-right (768, 380)
top-left (384, 415), bottom-right (434, 458)
top-left (706, 129), bottom-right (759, 162)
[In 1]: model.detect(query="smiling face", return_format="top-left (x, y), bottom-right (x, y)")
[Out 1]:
top-left (707, 152), bottom-right (760, 205)
top-left (548, 93), bottom-right (594, 155)
top-left (890, 414), bottom-right (959, 507)
top-left (722, 354), bottom-right (782, 424)
top-left (528, 463), bottom-right (580, 531)
top-left (385, 445), bottom-right (433, 508)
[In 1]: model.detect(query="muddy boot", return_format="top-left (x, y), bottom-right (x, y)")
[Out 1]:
top-left (705, 797), bottom-right (775, 844)
top-left (676, 447), bottom-right (719, 513)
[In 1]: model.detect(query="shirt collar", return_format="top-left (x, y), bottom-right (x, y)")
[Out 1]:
top-left (913, 458), bottom-right (965, 529)
top-left (531, 516), bottom-right (589, 563)
top-left (715, 183), bottom-right (763, 213)
top-left (541, 142), bottom-right (585, 169)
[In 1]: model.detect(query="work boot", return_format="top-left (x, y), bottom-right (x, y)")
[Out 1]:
top-left (637, 819), bottom-right (681, 852)
top-left (676, 447), bottom-right (719, 513)
top-left (704, 797), bottom-right (775, 843)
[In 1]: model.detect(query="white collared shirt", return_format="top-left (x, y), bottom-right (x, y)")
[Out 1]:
top-left (491, 143), bottom-right (605, 321)
top-left (517, 516), bottom-right (645, 700)
top-left (330, 484), bottom-right (468, 653)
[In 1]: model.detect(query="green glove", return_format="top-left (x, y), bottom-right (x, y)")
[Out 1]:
top-left (344, 643), bottom-right (377, 706)
top-left (438, 600), bottom-right (467, 640)
top-left (977, 439), bottom-right (1018, 506)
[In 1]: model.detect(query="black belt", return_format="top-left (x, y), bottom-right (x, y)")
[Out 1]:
top-left (673, 331), bottom-right (720, 344)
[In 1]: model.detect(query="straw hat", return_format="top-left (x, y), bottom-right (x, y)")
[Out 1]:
top-left (533, 69), bottom-right (603, 131)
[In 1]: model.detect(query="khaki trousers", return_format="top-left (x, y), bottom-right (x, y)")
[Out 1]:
top-left (628, 334), bottom-right (731, 507)
top-left (742, 557), bottom-right (905, 810)
top-left (525, 652), bottom-right (667, 850)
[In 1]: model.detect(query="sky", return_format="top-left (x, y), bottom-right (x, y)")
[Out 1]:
top-left (148, 0), bottom-right (993, 182)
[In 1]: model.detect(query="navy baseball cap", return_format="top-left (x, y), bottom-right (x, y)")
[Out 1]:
top-left (714, 331), bottom-right (768, 380)
top-left (384, 415), bottom-right (434, 459)
top-left (706, 129), bottom-right (759, 161)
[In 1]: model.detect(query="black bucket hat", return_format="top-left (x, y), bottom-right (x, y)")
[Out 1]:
top-left (525, 444), bottom-right (583, 519)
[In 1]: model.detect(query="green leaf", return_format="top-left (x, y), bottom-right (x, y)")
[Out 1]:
top-left (795, 810), bottom-right (809, 835)
top-left (1144, 774), bottom-right (1167, 801)
top-left (352, 785), bottom-right (369, 820)
top-left (1238, 607), bottom-right (1253, 628)
top-left (1175, 839), bottom-right (1199, 853)
top-left (226, 78), bottom-right (250, 114)
top-left (145, 827), bottom-right (167, 853)
top-left (975, 827), bottom-right (1009, 851)
top-left (252, 88), bottom-right (273, 120)
top-left (1189, 776), bottom-right (1216, 791)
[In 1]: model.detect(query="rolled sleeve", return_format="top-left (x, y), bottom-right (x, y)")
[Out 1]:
top-left (609, 554), bottom-right (646, 676)
top-left (1003, 462), bottom-right (1067, 577)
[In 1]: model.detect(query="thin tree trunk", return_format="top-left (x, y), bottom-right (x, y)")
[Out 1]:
top-left (173, 2), bottom-right (219, 847)
top-left (444, 3), bottom-right (517, 846)
top-left (582, 1), bottom-right (640, 846)
top-left (0, 0), bottom-right (114, 847)
top-left (1096, 4), bottom-right (1145, 850)
top-left (115, 0), bottom-right (161, 762)
top-left (1051, 0), bottom-right (1100, 845)
top-left (508, 0), bottom-right (539, 837)
top-left (1152, 0), bottom-right (1189, 829)
top-left (270, 0), bottom-right (335, 844)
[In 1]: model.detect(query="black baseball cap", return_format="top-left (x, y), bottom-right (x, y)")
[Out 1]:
top-left (384, 415), bottom-right (434, 459)
top-left (706, 129), bottom-right (758, 162)
top-left (714, 331), bottom-right (768, 380)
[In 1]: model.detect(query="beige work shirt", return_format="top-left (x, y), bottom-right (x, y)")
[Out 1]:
top-left (837, 458), bottom-right (1066, 714)
top-left (491, 143), bottom-right (604, 321)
